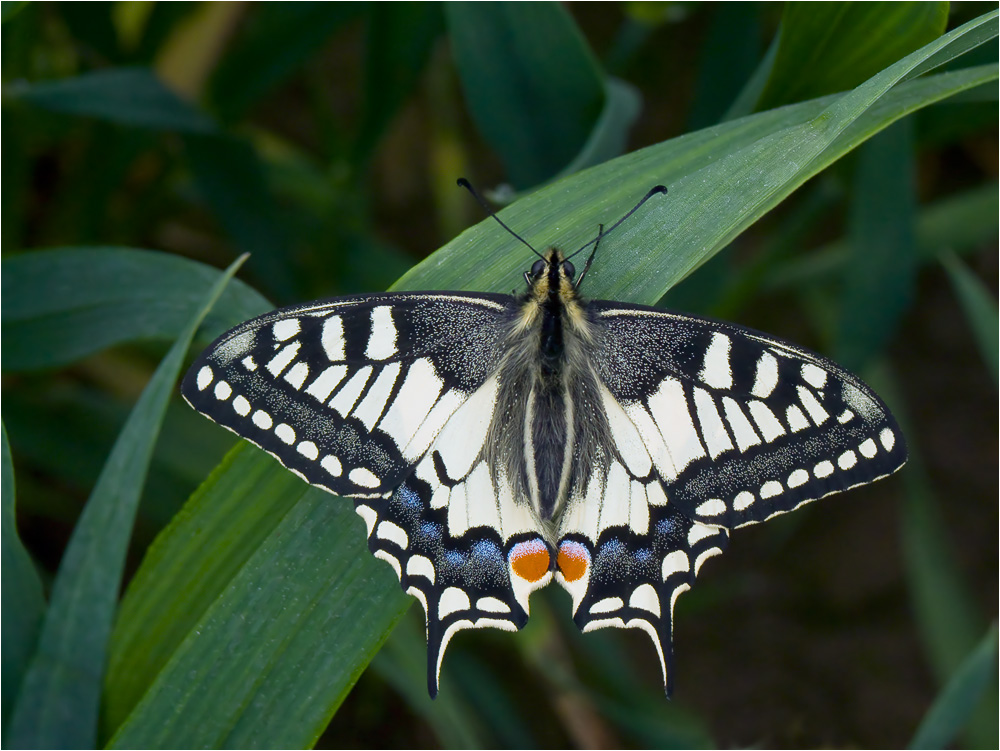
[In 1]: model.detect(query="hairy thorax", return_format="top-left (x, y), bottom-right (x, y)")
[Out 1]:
top-left (484, 249), bottom-right (611, 536)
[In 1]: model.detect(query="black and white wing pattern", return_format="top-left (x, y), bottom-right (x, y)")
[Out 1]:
top-left (183, 292), bottom-right (555, 696)
top-left (551, 300), bottom-right (906, 691)
top-left (590, 301), bottom-right (906, 527)
top-left (183, 248), bottom-right (906, 699)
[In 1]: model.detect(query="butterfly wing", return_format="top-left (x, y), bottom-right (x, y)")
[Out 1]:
top-left (184, 292), bottom-right (512, 496)
top-left (182, 291), bottom-right (547, 695)
top-left (554, 300), bottom-right (906, 693)
top-left (590, 301), bottom-right (907, 527)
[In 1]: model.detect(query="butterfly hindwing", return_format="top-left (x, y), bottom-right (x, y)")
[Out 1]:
top-left (355, 471), bottom-right (551, 697)
top-left (351, 372), bottom-right (555, 695)
top-left (589, 301), bottom-right (907, 529)
top-left (555, 480), bottom-right (728, 693)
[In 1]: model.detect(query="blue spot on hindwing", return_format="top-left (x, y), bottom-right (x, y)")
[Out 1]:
top-left (444, 549), bottom-right (466, 567)
top-left (471, 538), bottom-right (503, 564)
top-left (419, 522), bottom-right (442, 544)
top-left (656, 516), bottom-right (681, 540)
top-left (593, 538), bottom-right (629, 582)
top-left (397, 483), bottom-right (422, 509)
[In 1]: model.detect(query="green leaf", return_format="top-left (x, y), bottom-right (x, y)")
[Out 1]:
top-left (3, 384), bottom-right (237, 534)
top-left (1, 248), bottom-right (272, 372)
top-left (103, 443), bottom-right (308, 732)
top-left (207, 4), bottom-right (365, 123)
top-left (446, 2), bottom-right (606, 188)
top-left (723, 26), bottom-right (780, 121)
top-left (397, 15), bottom-right (998, 302)
top-left (762, 182), bottom-right (1000, 291)
top-left (106, 445), bottom-right (409, 748)
top-left (100, 14), bottom-right (998, 748)
top-left (554, 76), bottom-right (643, 180)
top-left (5, 256), bottom-right (246, 749)
top-left (941, 252), bottom-right (999, 385)
top-left (1, 423), bottom-right (46, 737)
top-left (757, 2), bottom-right (949, 110)
top-left (183, 134), bottom-right (301, 301)
top-left (10, 68), bottom-right (217, 133)
top-left (689, 3), bottom-right (764, 128)
top-left (837, 118), bottom-right (917, 371)
top-left (355, 4), bottom-right (445, 164)
top-left (909, 625), bottom-right (998, 749)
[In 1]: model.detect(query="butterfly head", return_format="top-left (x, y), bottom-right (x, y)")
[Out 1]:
top-left (456, 177), bottom-right (667, 301)
top-left (516, 247), bottom-right (590, 336)
top-left (524, 248), bottom-right (578, 296)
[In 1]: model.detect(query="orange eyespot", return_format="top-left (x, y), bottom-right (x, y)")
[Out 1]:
top-left (556, 541), bottom-right (590, 582)
top-left (509, 539), bottom-right (550, 582)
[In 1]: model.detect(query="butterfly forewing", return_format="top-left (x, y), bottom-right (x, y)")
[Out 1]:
top-left (589, 301), bottom-right (907, 529)
top-left (183, 292), bottom-right (511, 496)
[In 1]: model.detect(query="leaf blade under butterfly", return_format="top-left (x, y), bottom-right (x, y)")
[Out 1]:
top-left (107, 467), bottom-right (409, 749)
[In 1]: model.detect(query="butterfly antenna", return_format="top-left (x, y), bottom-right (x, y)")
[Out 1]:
top-left (457, 178), bottom-right (544, 260)
top-left (567, 184), bottom-right (668, 265)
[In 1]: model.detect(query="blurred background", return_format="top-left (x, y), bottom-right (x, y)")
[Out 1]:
top-left (2, 2), bottom-right (997, 748)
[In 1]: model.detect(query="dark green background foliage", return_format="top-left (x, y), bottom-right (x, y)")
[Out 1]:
top-left (2, 3), bottom-right (997, 748)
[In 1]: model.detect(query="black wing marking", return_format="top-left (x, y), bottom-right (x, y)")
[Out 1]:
top-left (182, 292), bottom-right (513, 498)
top-left (555, 476), bottom-right (729, 695)
top-left (589, 301), bottom-right (907, 529)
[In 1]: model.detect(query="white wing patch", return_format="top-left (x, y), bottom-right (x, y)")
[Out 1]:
top-left (366, 306), bottom-right (397, 360)
top-left (751, 351), bottom-right (779, 398)
top-left (644, 378), bottom-right (706, 478)
top-left (599, 386), bottom-right (652, 477)
top-left (305, 365), bottom-right (348, 402)
top-left (433, 377), bottom-right (499, 479)
top-left (699, 332), bottom-right (733, 389)
top-left (352, 362), bottom-right (401, 430)
top-left (266, 342), bottom-right (300, 378)
top-left (378, 358), bottom-right (444, 454)
top-left (330, 367), bottom-right (373, 416)
top-left (694, 388), bottom-right (734, 459)
top-left (321, 316), bottom-right (345, 361)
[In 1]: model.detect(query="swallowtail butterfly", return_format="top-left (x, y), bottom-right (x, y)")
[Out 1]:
top-left (182, 182), bottom-right (906, 697)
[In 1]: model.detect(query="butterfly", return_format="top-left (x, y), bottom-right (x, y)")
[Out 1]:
top-left (182, 181), bottom-right (907, 697)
